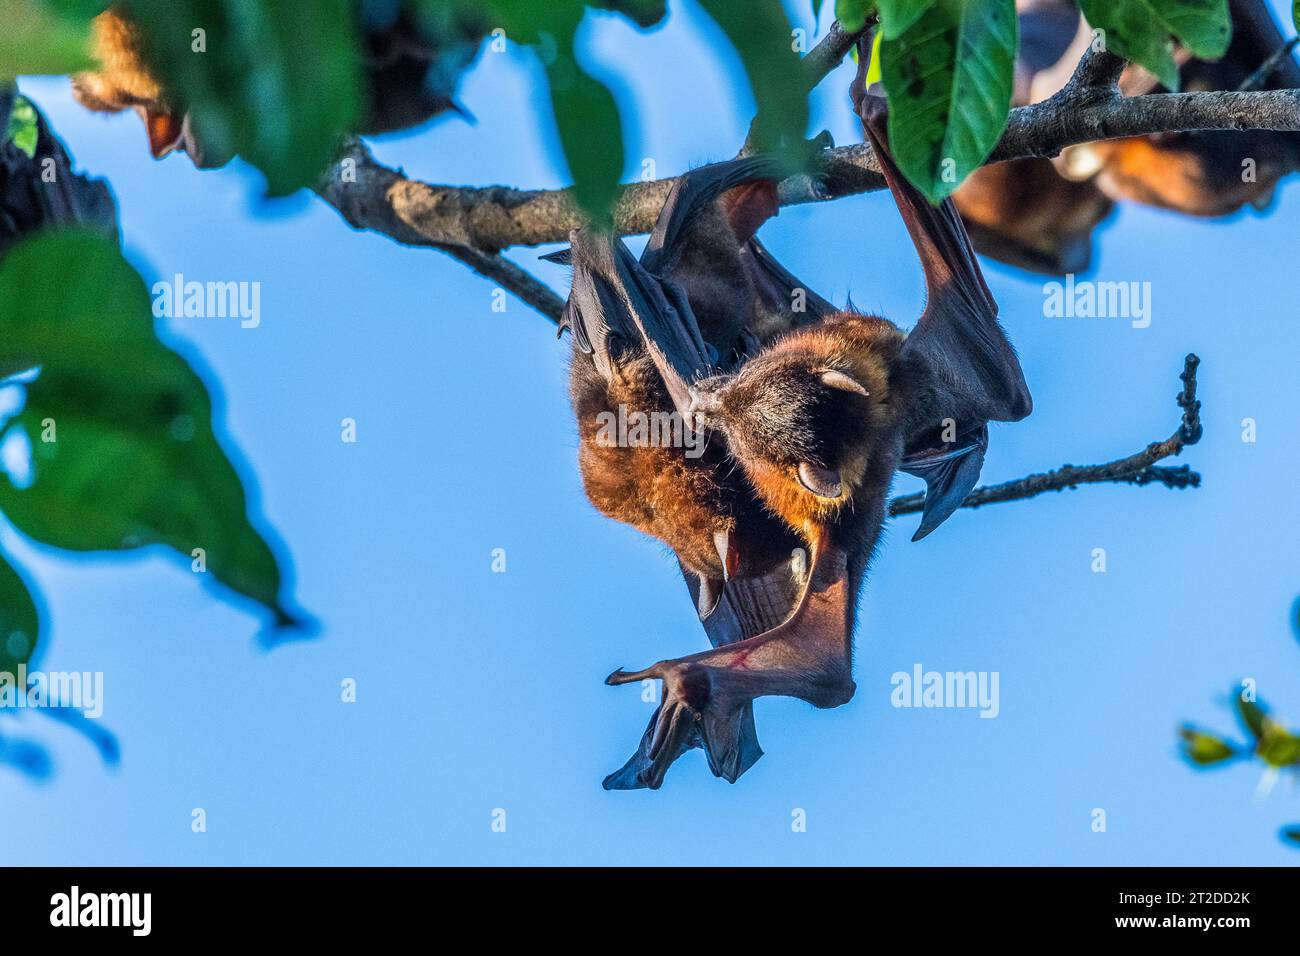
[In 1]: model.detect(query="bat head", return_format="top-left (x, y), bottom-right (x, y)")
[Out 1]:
top-left (690, 318), bottom-right (902, 531)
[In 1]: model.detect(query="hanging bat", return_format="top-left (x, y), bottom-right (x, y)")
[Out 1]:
top-left (951, 0), bottom-right (1115, 275)
top-left (71, 3), bottom-right (484, 165)
top-left (580, 56), bottom-right (1030, 788)
top-left (558, 150), bottom-right (846, 788)
top-left (953, 0), bottom-right (1300, 275)
top-left (1057, 0), bottom-right (1300, 216)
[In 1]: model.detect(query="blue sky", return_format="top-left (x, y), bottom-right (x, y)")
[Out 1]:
top-left (3, 0), bottom-right (1300, 865)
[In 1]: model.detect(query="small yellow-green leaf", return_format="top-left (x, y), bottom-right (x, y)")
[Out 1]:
top-left (1236, 692), bottom-right (1267, 741)
top-left (1257, 724), bottom-right (1300, 768)
top-left (5, 96), bottom-right (39, 159)
top-left (1178, 726), bottom-right (1239, 765)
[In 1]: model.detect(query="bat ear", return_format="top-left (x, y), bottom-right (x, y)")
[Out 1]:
top-left (797, 461), bottom-right (842, 498)
top-left (817, 368), bottom-right (869, 396)
top-left (900, 425), bottom-right (988, 541)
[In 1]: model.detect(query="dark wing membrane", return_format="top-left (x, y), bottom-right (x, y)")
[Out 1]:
top-left (855, 90), bottom-right (1031, 540)
top-left (601, 564), bottom-right (768, 790)
top-left (640, 155), bottom-right (789, 275)
top-left (1229, 0), bottom-right (1300, 88)
top-left (741, 237), bottom-right (839, 326)
top-left (858, 94), bottom-right (1031, 427)
top-left (565, 230), bottom-right (713, 417)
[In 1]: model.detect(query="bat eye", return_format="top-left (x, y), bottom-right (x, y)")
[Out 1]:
top-left (797, 461), bottom-right (842, 499)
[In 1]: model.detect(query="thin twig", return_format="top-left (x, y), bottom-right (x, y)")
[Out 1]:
top-left (889, 355), bottom-right (1203, 517)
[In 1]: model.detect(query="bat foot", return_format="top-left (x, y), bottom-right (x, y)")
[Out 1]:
top-left (603, 656), bottom-right (765, 789)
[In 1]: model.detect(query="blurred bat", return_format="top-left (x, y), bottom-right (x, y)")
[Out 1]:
top-left (70, 2), bottom-right (485, 166)
top-left (952, 0), bottom-right (1115, 274)
top-left (953, 0), bottom-right (1300, 275)
top-left (1058, 0), bottom-right (1300, 216)
top-left (589, 60), bottom-right (1030, 787)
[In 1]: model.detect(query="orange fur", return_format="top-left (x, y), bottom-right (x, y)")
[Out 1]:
top-left (71, 9), bottom-right (170, 115)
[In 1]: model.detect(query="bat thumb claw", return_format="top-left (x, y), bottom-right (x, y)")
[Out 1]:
top-left (607, 666), bottom-right (657, 686)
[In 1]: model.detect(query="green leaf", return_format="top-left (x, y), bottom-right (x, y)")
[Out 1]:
top-left (1282, 825), bottom-right (1300, 848)
top-left (879, 0), bottom-right (1017, 201)
top-left (1178, 726), bottom-right (1239, 765)
top-left (469, 1), bottom-right (624, 224)
top-left (0, 548), bottom-right (40, 675)
top-left (1076, 0), bottom-right (1231, 91)
top-left (5, 96), bottom-right (39, 159)
top-left (698, 0), bottom-right (809, 160)
top-left (835, 0), bottom-right (875, 32)
top-left (592, 0), bottom-right (667, 27)
top-left (122, 0), bottom-right (362, 196)
top-left (0, 0), bottom-right (100, 80)
top-left (1257, 724), bottom-right (1300, 768)
top-left (0, 230), bottom-right (296, 624)
top-left (544, 32), bottom-right (625, 226)
top-left (1295, 1), bottom-right (1300, 38)
top-left (876, 0), bottom-right (934, 39)
top-left (1236, 692), bottom-right (1267, 741)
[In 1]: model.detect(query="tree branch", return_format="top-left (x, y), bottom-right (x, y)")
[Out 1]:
top-left (316, 19), bottom-right (868, 319)
top-left (316, 39), bottom-right (1300, 257)
top-left (889, 355), bottom-right (1203, 517)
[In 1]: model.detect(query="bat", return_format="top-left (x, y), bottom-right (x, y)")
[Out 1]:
top-left (951, 0), bottom-right (1115, 275)
top-left (1056, 0), bottom-right (1300, 217)
top-left (579, 51), bottom-right (1030, 788)
top-left (953, 0), bottom-right (1300, 274)
top-left (70, 3), bottom-right (483, 165)
top-left (70, 8), bottom-right (198, 162)
top-left (559, 152), bottom-right (840, 788)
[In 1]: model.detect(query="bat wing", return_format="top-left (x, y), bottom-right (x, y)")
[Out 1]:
top-left (741, 237), bottom-right (839, 329)
top-left (559, 229), bottom-right (712, 419)
top-left (1016, 0), bottom-right (1089, 103)
top-left (601, 564), bottom-right (764, 790)
top-left (1228, 0), bottom-right (1300, 88)
top-left (856, 91), bottom-right (1031, 541)
top-left (640, 155), bottom-right (789, 275)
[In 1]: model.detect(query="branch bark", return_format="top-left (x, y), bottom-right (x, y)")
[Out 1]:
top-left (889, 355), bottom-right (1203, 517)
top-left (316, 39), bottom-right (1300, 258)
